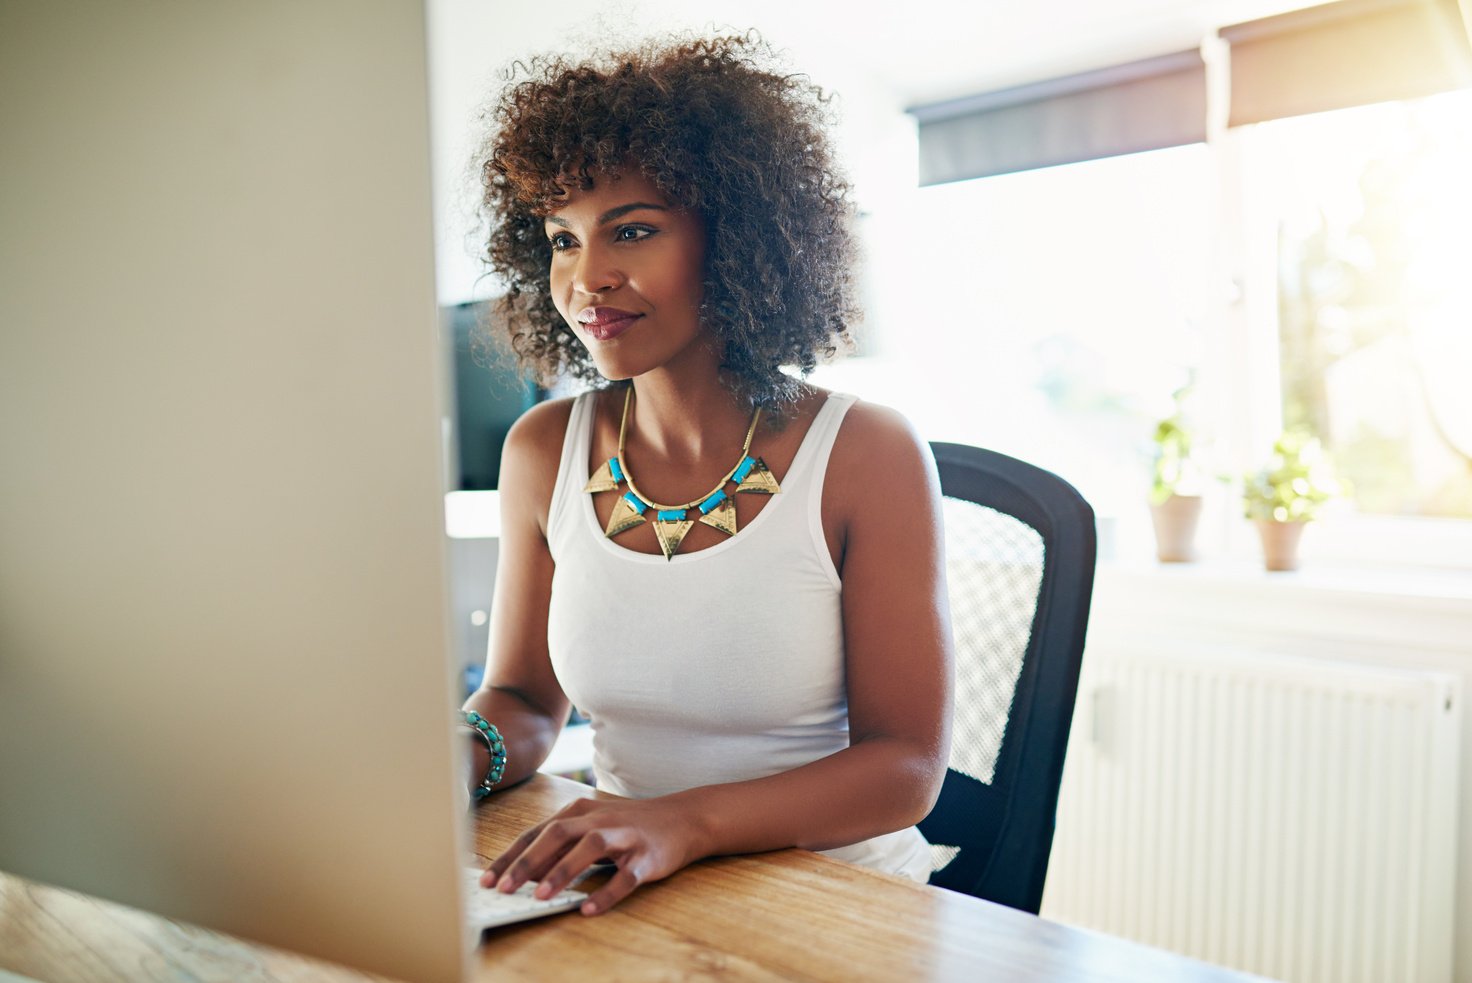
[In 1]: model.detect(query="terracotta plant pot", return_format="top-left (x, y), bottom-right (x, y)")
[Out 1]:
top-left (1255, 518), bottom-right (1307, 571)
top-left (1150, 494), bottom-right (1203, 563)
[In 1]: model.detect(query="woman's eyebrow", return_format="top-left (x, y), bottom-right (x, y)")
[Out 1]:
top-left (544, 202), bottom-right (669, 229)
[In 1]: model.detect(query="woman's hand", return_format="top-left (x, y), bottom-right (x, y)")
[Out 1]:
top-left (479, 796), bottom-right (706, 915)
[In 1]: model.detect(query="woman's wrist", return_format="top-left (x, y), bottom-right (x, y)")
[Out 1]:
top-left (665, 789), bottom-right (720, 865)
top-left (459, 710), bottom-right (508, 800)
top-left (463, 731), bottom-right (491, 799)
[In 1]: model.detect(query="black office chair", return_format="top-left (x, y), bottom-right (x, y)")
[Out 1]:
top-left (918, 442), bottom-right (1096, 914)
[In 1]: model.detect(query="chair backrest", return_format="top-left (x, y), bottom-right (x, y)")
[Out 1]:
top-left (918, 442), bottom-right (1097, 914)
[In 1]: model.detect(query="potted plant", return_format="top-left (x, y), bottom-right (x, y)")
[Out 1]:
top-left (1242, 429), bottom-right (1341, 571)
top-left (1149, 406), bottom-right (1207, 562)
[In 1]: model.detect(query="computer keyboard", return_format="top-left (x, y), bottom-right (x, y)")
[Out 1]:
top-left (462, 866), bottom-right (587, 930)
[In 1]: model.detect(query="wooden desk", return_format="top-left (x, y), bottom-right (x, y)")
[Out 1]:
top-left (0, 774), bottom-right (1270, 982)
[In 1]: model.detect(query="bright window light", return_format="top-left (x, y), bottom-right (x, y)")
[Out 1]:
top-left (1247, 89), bottom-right (1472, 519)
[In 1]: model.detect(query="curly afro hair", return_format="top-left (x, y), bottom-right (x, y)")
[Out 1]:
top-left (474, 32), bottom-right (858, 409)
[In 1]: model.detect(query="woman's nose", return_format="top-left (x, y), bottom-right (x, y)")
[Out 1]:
top-left (571, 244), bottom-right (623, 294)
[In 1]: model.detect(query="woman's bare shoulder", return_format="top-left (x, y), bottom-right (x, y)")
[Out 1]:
top-left (505, 395), bottom-right (577, 452)
top-left (499, 395), bottom-right (580, 512)
top-left (826, 396), bottom-right (940, 513)
top-left (832, 396), bottom-right (931, 464)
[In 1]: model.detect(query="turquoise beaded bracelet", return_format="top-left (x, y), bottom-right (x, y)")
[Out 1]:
top-left (459, 710), bottom-right (507, 800)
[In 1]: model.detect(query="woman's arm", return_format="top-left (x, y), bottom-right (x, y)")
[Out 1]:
top-left (483, 400), bottom-right (954, 913)
top-left (460, 400), bottom-right (575, 794)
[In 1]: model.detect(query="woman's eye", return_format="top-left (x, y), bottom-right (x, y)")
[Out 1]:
top-left (548, 233), bottom-right (576, 251)
top-left (615, 225), bottom-right (654, 242)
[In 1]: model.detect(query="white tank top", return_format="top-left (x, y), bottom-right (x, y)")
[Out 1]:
top-left (545, 390), bottom-right (930, 881)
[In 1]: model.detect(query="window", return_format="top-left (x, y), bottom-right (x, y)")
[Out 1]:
top-left (1248, 90), bottom-right (1472, 520)
top-left (816, 88), bottom-right (1472, 569)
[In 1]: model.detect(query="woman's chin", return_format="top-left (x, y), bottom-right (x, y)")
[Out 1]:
top-left (589, 357), bottom-right (637, 383)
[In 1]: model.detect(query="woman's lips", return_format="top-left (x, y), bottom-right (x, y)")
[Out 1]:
top-left (577, 307), bottom-right (642, 341)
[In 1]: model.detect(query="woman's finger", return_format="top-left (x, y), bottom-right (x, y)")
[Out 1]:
top-left (531, 829), bottom-right (618, 900)
top-left (579, 863), bottom-right (643, 916)
top-left (481, 798), bottom-right (592, 887)
top-left (480, 821), bottom-right (547, 887)
top-left (495, 817), bottom-right (585, 892)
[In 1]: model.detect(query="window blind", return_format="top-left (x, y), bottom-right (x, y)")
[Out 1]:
top-left (1222, 0), bottom-right (1472, 126)
top-left (911, 50), bottom-right (1207, 186)
top-left (912, 0), bottom-right (1472, 186)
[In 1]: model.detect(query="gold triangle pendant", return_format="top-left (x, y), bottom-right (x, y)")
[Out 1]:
top-left (697, 496), bottom-right (738, 536)
top-left (734, 456), bottom-right (780, 495)
top-left (583, 458), bottom-right (620, 494)
top-left (604, 495), bottom-right (647, 538)
top-left (653, 518), bottom-right (694, 560)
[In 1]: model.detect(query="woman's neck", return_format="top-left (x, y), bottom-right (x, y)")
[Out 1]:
top-left (624, 371), bottom-right (751, 465)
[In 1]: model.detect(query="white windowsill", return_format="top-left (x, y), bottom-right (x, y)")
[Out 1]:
top-left (1100, 555), bottom-right (1472, 605)
top-left (1092, 556), bottom-right (1472, 664)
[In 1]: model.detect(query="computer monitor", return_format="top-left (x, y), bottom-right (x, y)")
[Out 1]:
top-left (1, 4), bottom-right (474, 981)
top-left (445, 300), bottom-right (543, 493)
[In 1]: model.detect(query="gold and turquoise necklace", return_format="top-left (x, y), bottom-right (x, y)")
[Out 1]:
top-left (583, 387), bottom-right (780, 560)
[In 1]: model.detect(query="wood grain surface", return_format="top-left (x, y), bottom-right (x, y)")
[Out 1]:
top-left (1, 773), bottom-right (1273, 982)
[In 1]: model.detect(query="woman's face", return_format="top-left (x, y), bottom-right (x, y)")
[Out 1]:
top-left (544, 168), bottom-right (708, 382)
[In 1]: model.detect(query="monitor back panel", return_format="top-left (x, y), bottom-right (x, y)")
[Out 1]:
top-left (0, 3), bottom-right (470, 980)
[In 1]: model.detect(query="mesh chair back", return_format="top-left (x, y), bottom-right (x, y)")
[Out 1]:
top-left (918, 442), bottom-right (1096, 913)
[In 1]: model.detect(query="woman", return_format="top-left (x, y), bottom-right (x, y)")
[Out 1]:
top-left (462, 33), bottom-right (953, 916)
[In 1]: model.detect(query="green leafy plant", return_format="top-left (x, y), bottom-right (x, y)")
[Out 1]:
top-left (1243, 429), bottom-right (1342, 522)
top-left (1150, 410), bottom-right (1204, 506)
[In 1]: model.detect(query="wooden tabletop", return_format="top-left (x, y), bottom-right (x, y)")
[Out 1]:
top-left (0, 773), bottom-right (1271, 982)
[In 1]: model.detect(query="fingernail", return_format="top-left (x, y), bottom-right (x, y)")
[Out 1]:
top-left (534, 882), bottom-right (552, 900)
top-left (480, 872), bottom-right (496, 888)
top-left (581, 900), bottom-right (598, 916)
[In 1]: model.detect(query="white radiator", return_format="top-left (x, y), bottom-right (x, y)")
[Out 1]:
top-left (1040, 648), bottom-right (1461, 983)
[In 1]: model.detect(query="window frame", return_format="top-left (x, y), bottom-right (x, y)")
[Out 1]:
top-left (1210, 108), bottom-right (1472, 572)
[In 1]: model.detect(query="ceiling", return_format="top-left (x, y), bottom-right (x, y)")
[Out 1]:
top-left (432, 0), bottom-right (1324, 109)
